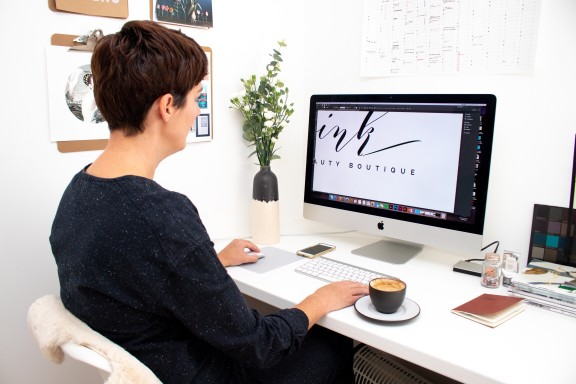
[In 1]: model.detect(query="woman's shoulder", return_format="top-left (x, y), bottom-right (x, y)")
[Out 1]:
top-left (112, 177), bottom-right (199, 219)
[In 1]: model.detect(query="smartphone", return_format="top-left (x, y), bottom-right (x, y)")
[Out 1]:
top-left (296, 243), bottom-right (336, 258)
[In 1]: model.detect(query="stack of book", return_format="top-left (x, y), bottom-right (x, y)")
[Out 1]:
top-left (508, 259), bottom-right (576, 317)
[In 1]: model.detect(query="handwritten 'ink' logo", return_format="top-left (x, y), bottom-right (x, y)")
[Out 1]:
top-left (317, 111), bottom-right (421, 156)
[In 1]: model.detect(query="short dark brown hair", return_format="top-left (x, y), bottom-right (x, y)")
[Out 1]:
top-left (91, 20), bottom-right (208, 135)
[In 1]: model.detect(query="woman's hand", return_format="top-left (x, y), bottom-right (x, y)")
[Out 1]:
top-left (295, 281), bottom-right (368, 329)
top-left (218, 239), bottom-right (261, 267)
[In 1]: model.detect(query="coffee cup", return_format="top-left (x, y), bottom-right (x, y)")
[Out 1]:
top-left (369, 277), bottom-right (406, 314)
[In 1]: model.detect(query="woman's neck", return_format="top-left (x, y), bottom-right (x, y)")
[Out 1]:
top-left (86, 131), bottom-right (162, 179)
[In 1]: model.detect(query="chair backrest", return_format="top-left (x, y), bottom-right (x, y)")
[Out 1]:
top-left (61, 341), bottom-right (112, 378)
top-left (27, 294), bottom-right (162, 384)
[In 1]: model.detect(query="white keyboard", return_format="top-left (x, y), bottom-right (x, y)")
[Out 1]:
top-left (295, 257), bottom-right (393, 284)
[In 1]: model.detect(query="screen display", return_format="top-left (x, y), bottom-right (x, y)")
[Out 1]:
top-left (304, 94), bottom-right (496, 244)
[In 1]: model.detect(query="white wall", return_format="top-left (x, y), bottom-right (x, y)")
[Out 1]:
top-left (1, 1), bottom-right (575, 382)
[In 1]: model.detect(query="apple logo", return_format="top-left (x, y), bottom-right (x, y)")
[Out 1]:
top-left (377, 221), bottom-right (384, 230)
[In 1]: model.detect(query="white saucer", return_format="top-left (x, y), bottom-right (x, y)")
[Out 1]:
top-left (354, 296), bottom-right (420, 322)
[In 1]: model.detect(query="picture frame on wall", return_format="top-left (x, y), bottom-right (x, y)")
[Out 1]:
top-left (150, 0), bottom-right (213, 29)
top-left (195, 114), bottom-right (211, 137)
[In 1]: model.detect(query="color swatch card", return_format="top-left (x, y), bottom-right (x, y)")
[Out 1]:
top-left (528, 204), bottom-right (576, 265)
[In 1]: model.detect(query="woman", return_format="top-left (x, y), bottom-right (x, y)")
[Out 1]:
top-left (50, 20), bottom-right (368, 383)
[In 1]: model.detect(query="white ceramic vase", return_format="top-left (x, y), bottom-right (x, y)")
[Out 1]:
top-left (251, 166), bottom-right (280, 244)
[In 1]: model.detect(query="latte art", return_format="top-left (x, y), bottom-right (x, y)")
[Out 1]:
top-left (370, 278), bottom-right (405, 292)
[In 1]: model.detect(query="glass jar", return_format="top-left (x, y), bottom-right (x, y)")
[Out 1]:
top-left (481, 253), bottom-right (501, 288)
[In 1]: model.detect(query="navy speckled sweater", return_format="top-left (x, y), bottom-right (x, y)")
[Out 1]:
top-left (50, 167), bottom-right (309, 383)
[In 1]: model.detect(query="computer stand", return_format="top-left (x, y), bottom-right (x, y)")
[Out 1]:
top-left (351, 239), bottom-right (423, 264)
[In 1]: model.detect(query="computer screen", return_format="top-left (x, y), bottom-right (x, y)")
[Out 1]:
top-left (303, 94), bottom-right (496, 264)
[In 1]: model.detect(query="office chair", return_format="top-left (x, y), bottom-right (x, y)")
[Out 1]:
top-left (27, 294), bottom-right (162, 384)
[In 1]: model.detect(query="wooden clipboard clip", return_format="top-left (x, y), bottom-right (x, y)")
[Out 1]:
top-left (69, 29), bottom-right (103, 52)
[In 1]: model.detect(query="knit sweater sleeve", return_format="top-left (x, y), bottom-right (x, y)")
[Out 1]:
top-left (159, 236), bottom-right (309, 369)
top-left (130, 183), bottom-right (309, 369)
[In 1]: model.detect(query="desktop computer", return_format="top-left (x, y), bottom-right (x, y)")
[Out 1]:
top-left (302, 94), bottom-right (497, 264)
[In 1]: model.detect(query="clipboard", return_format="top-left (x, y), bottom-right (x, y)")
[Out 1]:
top-left (50, 33), bottom-right (108, 153)
top-left (49, 33), bottom-right (213, 153)
top-left (197, 46), bottom-right (214, 142)
top-left (48, 0), bottom-right (129, 19)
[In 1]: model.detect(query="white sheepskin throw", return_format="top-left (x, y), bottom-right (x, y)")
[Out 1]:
top-left (27, 294), bottom-right (162, 383)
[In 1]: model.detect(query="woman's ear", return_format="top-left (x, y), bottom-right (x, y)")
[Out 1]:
top-left (158, 93), bottom-right (174, 122)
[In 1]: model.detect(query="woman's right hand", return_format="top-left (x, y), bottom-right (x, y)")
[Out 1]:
top-left (295, 281), bottom-right (368, 329)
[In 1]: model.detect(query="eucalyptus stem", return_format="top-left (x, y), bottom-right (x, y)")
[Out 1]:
top-left (229, 41), bottom-right (295, 167)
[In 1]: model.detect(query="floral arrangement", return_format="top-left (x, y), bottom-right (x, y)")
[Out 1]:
top-left (230, 41), bottom-right (295, 167)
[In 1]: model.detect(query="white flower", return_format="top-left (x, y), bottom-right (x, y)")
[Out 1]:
top-left (243, 105), bottom-right (250, 112)
top-left (264, 111), bottom-right (275, 120)
top-left (264, 120), bottom-right (274, 128)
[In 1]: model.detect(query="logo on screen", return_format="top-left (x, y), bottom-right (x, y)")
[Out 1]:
top-left (317, 111), bottom-right (421, 157)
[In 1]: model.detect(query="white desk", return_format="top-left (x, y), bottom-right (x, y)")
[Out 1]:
top-left (219, 232), bottom-right (576, 384)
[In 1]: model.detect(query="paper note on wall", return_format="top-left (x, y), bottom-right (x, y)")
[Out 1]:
top-left (361, 0), bottom-right (541, 76)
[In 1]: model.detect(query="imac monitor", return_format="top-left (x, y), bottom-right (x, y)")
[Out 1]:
top-left (303, 94), bottom-right (496, 264)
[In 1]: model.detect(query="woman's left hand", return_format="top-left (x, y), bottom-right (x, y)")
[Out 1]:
top-left (218, 239), bottom-right (261, 267)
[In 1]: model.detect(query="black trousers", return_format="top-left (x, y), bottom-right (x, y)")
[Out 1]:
top-left (245, 325), bottom-right (355, 384)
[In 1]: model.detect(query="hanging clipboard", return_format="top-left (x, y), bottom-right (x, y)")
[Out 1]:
top-left (49, 33), bottom-right (108, 153)
top-left (48, 0), bottom-right (129, 19)
top-left (48, 33), bottom-right (213, 153)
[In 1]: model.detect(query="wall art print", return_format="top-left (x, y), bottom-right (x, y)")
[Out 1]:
top-left (46, 45), bottom-right (109, 142)
top-left (46, 44), bottom-right (213, 144)
top-left (150, 0), bottom-right (213, 29)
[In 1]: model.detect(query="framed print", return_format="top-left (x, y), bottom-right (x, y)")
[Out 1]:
top-left (150, 0), bottom-right (213, 29)
top-left (194, 114), bottom-right (211, 137)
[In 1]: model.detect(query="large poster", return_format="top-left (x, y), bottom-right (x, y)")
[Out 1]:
top-left (361, 0), bottom-right (541, 76)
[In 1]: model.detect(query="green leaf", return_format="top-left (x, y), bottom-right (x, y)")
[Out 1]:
top-left (230, 40), bottom-right (294, 165)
